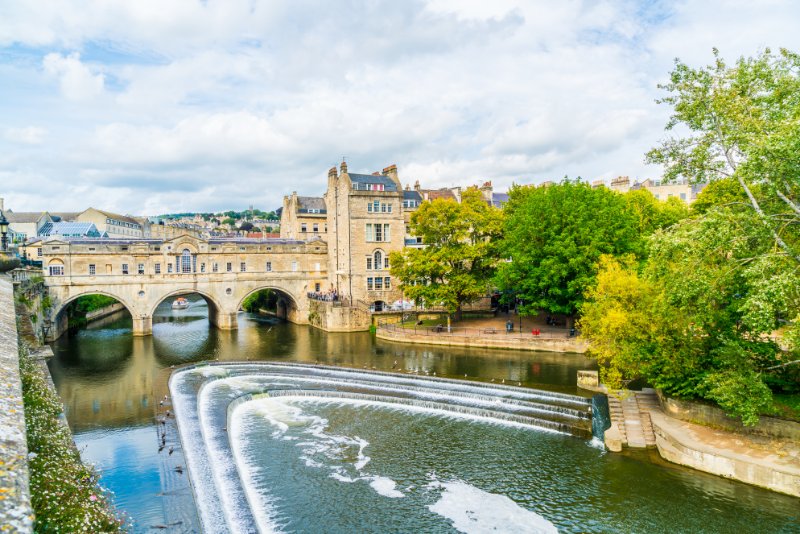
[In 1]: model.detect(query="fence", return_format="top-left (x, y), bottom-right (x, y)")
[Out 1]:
top-left (377, 321), bottom-right (574, 341)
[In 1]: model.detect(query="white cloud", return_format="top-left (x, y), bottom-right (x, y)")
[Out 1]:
top-left (0, 1), bottom-right (799, 214)
top-left (4, 126), bottom-right (46, 144)
top-left (43, 52), bottom-right (105, 101)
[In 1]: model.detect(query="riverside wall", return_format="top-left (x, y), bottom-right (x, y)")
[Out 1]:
top-left (0, 277), bottom-right (34, 531)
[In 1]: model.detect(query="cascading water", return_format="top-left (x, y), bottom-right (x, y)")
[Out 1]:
top-left (170, 362), bottom-right (591, 533)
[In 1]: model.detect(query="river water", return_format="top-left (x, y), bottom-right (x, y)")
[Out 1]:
top-left (48, 296), bottom-right (800, 533)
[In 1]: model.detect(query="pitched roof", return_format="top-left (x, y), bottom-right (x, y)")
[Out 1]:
top-left (87, 208), bottom-right (142, 226)
top-left (348, 173), bottom-right (398, 192)
top-left (49, 212), bottom-right (80, 222)
top-left (4, 211), bottom-right (47, 223)
top-left (403, 190), bottom-right (422, 201)
top-left (491, 192), bottom-right (509, 208)
top-left (426, 189), bottom-right (457, 201)
top-left (39, 222), bottom-right (101, 237)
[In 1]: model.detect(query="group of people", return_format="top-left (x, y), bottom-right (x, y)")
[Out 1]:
top-left (308, 288), bottom-right (339, 302)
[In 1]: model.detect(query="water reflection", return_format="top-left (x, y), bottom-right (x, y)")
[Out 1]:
top-left (50, 294), bottom-right (595, 432)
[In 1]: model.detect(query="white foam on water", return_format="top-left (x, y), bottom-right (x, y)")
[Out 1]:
top-left (588, 436), bottom-right (606, 451)
top-left (369, 477), bottom-right (404, 498)
top-left (427, 478), bottom-right (558, 534)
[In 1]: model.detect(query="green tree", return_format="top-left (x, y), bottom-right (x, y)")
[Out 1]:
top-left (496, 180), bottom-right (639, 328)
top-left (239, 222), bottom-right (254, 232)
top-left (389, 188), bottom-right (502, 326)
top-left (222, 217), bottom-right (237, 227)
top-left (581, 208), bottom-right (800, 425)
top-left (646, 48), bottom-right (800, 263)
top-left (690, 178), bottom-right (750, 215)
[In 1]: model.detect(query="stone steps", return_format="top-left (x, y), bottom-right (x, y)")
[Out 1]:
top-left (606, 389), bottom-right (659, 449)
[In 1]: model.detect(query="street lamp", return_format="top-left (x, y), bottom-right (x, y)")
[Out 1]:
top-left (0, 210), bottom-right (9, 252)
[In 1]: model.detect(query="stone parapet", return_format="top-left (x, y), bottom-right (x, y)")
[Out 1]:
top-left (0, 277), bottom-right (34, 532)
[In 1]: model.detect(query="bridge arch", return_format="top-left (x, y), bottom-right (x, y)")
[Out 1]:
top-left (149, 288), bottom-right (224, 318)
top-left (237, 285), bottom-right (300, 321)
top-left (52, 289), bottom-right (135, 321)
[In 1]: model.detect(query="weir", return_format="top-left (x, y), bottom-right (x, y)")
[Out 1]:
top-left (170, 362), bottom-right (593, 534)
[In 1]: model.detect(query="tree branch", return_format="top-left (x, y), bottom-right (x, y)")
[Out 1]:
top-left (776, 188), bottom-right (800, 217)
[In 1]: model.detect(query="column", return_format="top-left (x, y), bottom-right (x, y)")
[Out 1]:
top-left (132, 315), bottom-right (153, 336)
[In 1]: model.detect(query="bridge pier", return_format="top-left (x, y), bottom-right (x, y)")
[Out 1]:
top-left (210, 310), bottom-right (238, 330)
top-left (132, 315), bottom-right (152, 336)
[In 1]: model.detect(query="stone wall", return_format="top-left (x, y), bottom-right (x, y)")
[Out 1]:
top-left (657, 391), bottom-right (800, 442)
top-left (0, 277), bottom-right (34, 531)
top-left (376, 325), bottom-right (588, 353)
top-left (308, 300), bottom-right (371, 332)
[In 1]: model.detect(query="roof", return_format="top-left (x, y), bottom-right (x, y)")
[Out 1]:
top-left (39, 222), bottom-right (101, 237)
top-left (297, 196), bottom-right (327, 213)
top-left (49, 212), bottom-right (80, 222)
top-left (86, 208), bottom-right (142, 226)
top-left (491, 192), bottom-right (509, 208)
top-left (348, 173), bottom-right (398, 192)
top-left (403, 190), bottom-right (422, 201)
top-left (426, 189), bottom-right (457, 201)
top-left (4, 211), bottom-right (47, 224)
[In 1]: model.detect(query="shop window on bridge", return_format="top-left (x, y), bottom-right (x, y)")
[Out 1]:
top-left (265, 261), bottom-right (272, 272)
top-left (213, 262), bottom-right (218, 273)
top-left (240, 262), bottom-right (246, 272)
top-left (122, 263), bottom-right (129, 275)
top-left (200, 263), bottom-right (206, 273)
top-left (227, 262), bottom-right (232, 272)
top-left (138, 263), bottom-right (145, 275)
top-left (155, 263), bottom-right (161, 274)
top-left (291, 261), bottom-right (298, 272)
top-left (37, 248), bottom-right (43, 257)
top-left (89, 264), bottom-right (95, 275)
top-left (49, 264), bottom-right (64, 276)
top-left (168, 264), bottom-right (173, 273)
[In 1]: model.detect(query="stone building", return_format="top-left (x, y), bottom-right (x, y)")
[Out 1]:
top-left (607, 176), bottom-right (706, 204)
top-left (279, 193), bottom-right (328, 240)
top-left (76, 208), bottom-right (144, 238)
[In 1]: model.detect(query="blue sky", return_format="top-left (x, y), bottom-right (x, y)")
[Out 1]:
top-left (1, 0), bottom-right (799, 215)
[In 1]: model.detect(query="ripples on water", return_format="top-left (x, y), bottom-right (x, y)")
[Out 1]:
top-left (49, 295), bottom-right (800, 533)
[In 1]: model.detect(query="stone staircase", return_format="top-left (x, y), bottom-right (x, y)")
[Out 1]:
top-left (607, 389), bottom-right (659, 448)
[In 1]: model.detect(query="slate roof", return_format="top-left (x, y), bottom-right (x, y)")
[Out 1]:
top-left (4, 211), bottom-right (47, 223)
top-left (90, 208), bottom-right (142, 226)
top-left (403, 190), bottom-right (422, 201)
top-left (426, 189), bottom-right (457, 201)
top-left (348, 173), bottom-right (398, 192)
top-left (50, 212), bottom-right (80, 222)
top-left (297, 196), bottom-right (327, 213)
top-left (491, 192), bottom-right (509, 208)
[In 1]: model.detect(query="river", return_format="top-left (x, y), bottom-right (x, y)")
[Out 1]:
top-left (48, 295), bottom-right (800, 533)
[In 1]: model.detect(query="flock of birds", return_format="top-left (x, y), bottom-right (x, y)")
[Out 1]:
top-left (156, 395), bottom-right (181, 473)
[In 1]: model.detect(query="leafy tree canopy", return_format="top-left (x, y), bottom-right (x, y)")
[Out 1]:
top-left (646, 48), bottom-right (800, 262)
top-left (495, 179), bottom-right (639, 321)
top-left (389, 188), bottom-right (502, 318)
top-left (239, 222), bottom-right (254, 232)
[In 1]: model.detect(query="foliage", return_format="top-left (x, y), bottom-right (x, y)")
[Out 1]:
top-left (690, 177), bottom-right (750, 215)
top-left (221, 218), bottom-right (237, 227)
top-left (19, 342), bottom-right (124, 531)
top-left (242, 289), bottom-right (275, 313)
top-left (69, 295), bottom-right (119, 315)
top-left (623, 189), bottom-right (689, 237)
top-left (495, 179), bottom-right (639, 322)
top-left (390, 188), bottom-right (503, 317)
top-left (646, 48), bottom-right (800, 263)
top-left (0, 256), bottom-right (21, 272)
top-left (581, 208), bottom-right (800, 425)
top-left (239, 222), bottom-right (254, 232)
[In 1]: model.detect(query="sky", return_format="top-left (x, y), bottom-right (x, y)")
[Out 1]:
top-left (1, 0), bottom-right (799, 215)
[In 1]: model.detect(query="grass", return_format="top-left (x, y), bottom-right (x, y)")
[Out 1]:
top-left (771, 393), bottom-right (800, 422)
top-left (19, 342), bottom-right (125, 532)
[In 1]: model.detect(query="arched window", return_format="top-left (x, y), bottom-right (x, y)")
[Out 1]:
top-left (181, 249), bottom-right (193, 273)
top-left (373, 250), bottom-right (382, 270)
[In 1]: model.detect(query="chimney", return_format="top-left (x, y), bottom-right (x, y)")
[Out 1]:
top-left (328, 166), bottom-right (338, 179)
top-left (340, 160), bottom-right (348, 174)
top-left (382, 164), bottom-right (398, 181)
top-left (405, 184), bottom-right (410, 191)
top-left (414, 180), bottom-right (421, 192)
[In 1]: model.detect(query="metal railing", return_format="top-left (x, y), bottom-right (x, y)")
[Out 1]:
top-left (377, 321), bottom-right (574, 340)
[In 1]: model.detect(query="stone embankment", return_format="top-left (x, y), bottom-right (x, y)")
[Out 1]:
top-left (603, 385), bottom-right (800, 498)
top-left (0, 277), bottom-right (34, 532)
top-left (376, 323), bottom-right (587, 353)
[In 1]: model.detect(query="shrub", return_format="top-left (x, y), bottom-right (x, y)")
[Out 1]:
top-left (0, 256), bottom-right (21, 272)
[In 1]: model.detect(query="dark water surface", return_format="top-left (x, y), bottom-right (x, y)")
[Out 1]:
top-left (49, 296), bottom-right (800, 533)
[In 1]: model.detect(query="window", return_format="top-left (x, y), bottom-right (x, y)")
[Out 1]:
top-left (366, 223), bottom-right (390, 242)
top-left (37, 248), bottom-right (43, 257)
top-left (291, 261), bottom-right (298, 272)
top-left (181, 249), bottom-right (192, 273)
top-left (366, 257), bottom-right (372, 270)
top-left (89, 264), bottom-right (96, 275)
top-left (138, 263), bottom-right (145, 275)
top-left (301, 223), bottom-right (307, 233)
top-left (227, 262), bottom-right (232, 272)
top-left (240, 262), bottom-right (246, 272)
top-left (384, 277), bottom-right (391, 289)
top-left (312, 223), bottom-right (319, 232)
top-left (266, 261), bottom-right (272, 272)
top-left (324, 224), bottom-right (328, 233)
top-left (88, 247), bottom-right (96, 251)
top-left (213, 262), bottom-right (219, 273)
top-left (375, 277), bottom-right (383, 290)
top-left (168, 264), bottom-right (173, 273)
top-left (680, 192), bottom-right (687, 201)
top-left (49, 264), bottom-right (64, 276)
top-left (384, 256), bottom-right (390, 269)
top-left (367, 277), bottom-right (374, 290)
top-left (122, 263), bottom-right (129, 275)
top-left (373, 251), bottom-right (382, 270)
top-left (315, 282), bottom-right (321, 292)
top-left (155, 263), bottom-right (161, 274)
top-left (200, 263), bottom-right (206, 273)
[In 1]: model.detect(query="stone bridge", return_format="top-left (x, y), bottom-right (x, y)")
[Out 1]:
top-left (40, 235), bottom-right (329, 338)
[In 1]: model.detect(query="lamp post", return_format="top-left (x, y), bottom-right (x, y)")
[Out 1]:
top-left (0, 210), bottom-right (9, 252)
